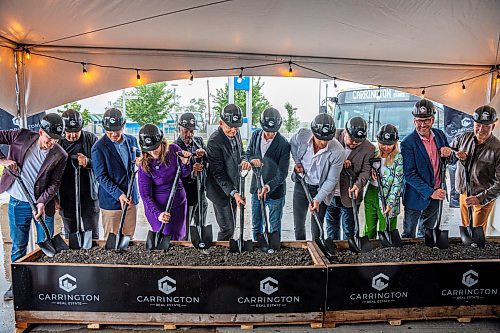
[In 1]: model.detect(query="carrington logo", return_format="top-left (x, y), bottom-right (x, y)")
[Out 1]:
top-left (372, 273), bottom-right (389, 291)
top-left (462, 270), bottom-right (478, 288)
top-left (59, 274), bottom-right (77, 293)
top-left (158, 276), bottom-right (176, 295)
top-left (260, 277), bottom-right (278, 295)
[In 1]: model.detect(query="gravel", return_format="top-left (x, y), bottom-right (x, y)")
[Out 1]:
top-left (38, 244), bottom-right (314, 266)
top-left (328, 241), bottom-right (500, 264)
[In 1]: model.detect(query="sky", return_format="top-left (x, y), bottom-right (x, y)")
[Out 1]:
top-left (48, 76), bottom-right (364, 122)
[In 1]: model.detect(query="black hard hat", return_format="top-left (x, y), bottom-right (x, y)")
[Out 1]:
top-left (139, 124), bottom-right (164, 152)
top-left (377, 124), bottom-right (399, 145)
top-left (345, 116), bottom-right (368, 142)
top-left (311, 113), bottom-right (336, 141)
top-left (260, 107), bottom-right (282, 132)
top-left (61, 109), bottom-right (83, 133)
top-left (102, 108), bottom-right (126, 131)
top-left (39, 113), bottom-right (65, 140)
top-left (178, 112), bottom-right (198, 130)
top-left (412, 99), bottom-right (435, 118)
top-left (472, 105), bottom-right (497, 125)
top-left (220, 104), bottom-right (243, 128)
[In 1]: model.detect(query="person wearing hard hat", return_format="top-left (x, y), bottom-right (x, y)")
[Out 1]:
top-left (290, 113), bottom-right (344, 241)
top-left (0, 113), bottom-right (68, 301)
top-left (91, 108), bottom-right (140, 240)
top-left (451, 105), bottom-right (500, 232)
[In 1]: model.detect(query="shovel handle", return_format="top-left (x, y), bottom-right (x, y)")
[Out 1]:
top-left (295, 172), bottom-right (325, 240)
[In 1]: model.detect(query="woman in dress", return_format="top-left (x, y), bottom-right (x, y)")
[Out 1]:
top-left (137, 124), bottom-right (191, 240)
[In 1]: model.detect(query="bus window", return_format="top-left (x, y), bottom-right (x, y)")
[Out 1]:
top-left (375, 102), bottom-right (415, 140)
top-left (335, 103), bottom-right (375, 140)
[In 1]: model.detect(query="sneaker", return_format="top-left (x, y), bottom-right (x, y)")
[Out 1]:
top-left (3, 285), bottom-right (13, 301)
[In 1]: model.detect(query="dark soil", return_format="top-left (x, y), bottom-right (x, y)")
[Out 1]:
top-left (38, 244), bottom-right (313, 266)
top-left (328, 241), bottom-right (500, 264)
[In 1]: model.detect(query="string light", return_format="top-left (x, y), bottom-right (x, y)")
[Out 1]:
top-left (136, 69), bottom-right (141, 84)
top-left (377, 85), bottom-right (381, 97)
top-left (81, 63), bottom-right (88, 78)
top-left (333, 77), bottom-right (338, 89)
top-left (288, 61), bottom-right (293, 76)
top-left (25, 49), bottom-right (31, 60)
top-left (461, 80), bottom-right (466, 94)
top-left (421, 88), bottom-right (425, 98)
top-left (496, 71), bottom-right (500, 83)
top-left (189, 70), bottom-right (193, 82)
top-left (237, 67), bottom-right (243, 83)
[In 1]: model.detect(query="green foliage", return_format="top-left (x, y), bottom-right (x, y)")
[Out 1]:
top-left (283, 102), bottom-right (300, 133)
top-left (124, 82), bottom-right (176, 126)
top-left (183, 98), bottom-right (206, 122)
top-left (212, 77), bottom-right (271, 125)
top-left (56, 101), bottom-right (91, 126)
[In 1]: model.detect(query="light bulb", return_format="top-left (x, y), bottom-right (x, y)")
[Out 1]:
top-left (333, 78), bottom-right (338, 89)
top-left (25, 49), bottom-right (31, 60)
top-left (82, 63), bottom-right (88, 78)
top-left (237, 67), bottom-right (243, 83)
top-left (136, 70), bottom-right (141, 84)
top-left (421, 88), bottom-right (425, 99)
top-left (496, 72), bottom-right (500, 83)
top-left (288, 61), bottom-right (293, 77)
top-left (189, 70), bottom-right (193, 82)
top-left (462, 81), bottom-right (466, 94)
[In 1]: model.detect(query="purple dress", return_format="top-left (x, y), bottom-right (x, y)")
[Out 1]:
top-left (138, 144), bottom-right (191, 240)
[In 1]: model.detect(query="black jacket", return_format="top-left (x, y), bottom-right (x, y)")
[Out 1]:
top-left (175, 136), bottom-right (207, 206)
top-left (206, 127), bottom-right (244, 207)
top-left (244, 129), bottom-right (291, 199)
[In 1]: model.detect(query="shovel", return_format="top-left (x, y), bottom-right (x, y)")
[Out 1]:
top-left (105, 167), bottom-right (137, 251)
top-left (344, 167), bottom-right (372, 253)
top-left (6, 168), bottom-right (68, 257)
top-left (459, 148), bottom-right (485, 247)
top-left (369, 158), bottom-right (402, 248)
top-left (145, 155), bottom-right (184, 251)
top-left (425, 155), bottom-right (449, 249)
top-left (295, 172), bottom-right (336, 258)
top-left (229, 169), bottom-right (253, 253)
top-left (253, 166), bottom-right (280, 253)
top-left (190, 157), bottom-right (213, 249)
top-left (68, 156), bottom-right (92, 250)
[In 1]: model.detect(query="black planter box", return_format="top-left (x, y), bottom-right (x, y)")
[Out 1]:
top-left (12, 241), bottom-right (327, 329)
top-left (320, 237), bottom-right (500, 327)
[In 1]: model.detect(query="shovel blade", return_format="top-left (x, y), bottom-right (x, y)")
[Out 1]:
top-left (390, 229), bottom-right (402, 247)
top-left (69, 232), bottom-right (83, 250)
top-left (82, 230), bottom-right (93, 250)
top-left (117, 235), bottom-right (131, 250)
top-left (378, 229), bottom-right (402, 248)
top-left (347, 236), bottom-right (361, 253)
top-left (37, 239), bottom-right (57, 257)
top-left (51, 233), bottom-right (69, 252)
top-left (459, 226), bottom-right (473, 246)
top-left (425, 228), bottom-right (449, 249)
top-left (156, 234), bottom-right (171, 251)
top-left (324, 237), bottom-right (337, 255)
top-left (243, 240), bottom-right (254, 252)
top-left (105, 233), bottom-right (118, 250)
top-left (190, 226), bottom-right (202, 248)
top-left (436, 229), bottom-right (449, 249)
top-left (201, 224), bottom-right (213, 249)
top-left (229, 239), bottom-right (240, 253)
top-left (269, 231), bottom-right (281, 251)
top-left (359, 235), bottom-right (373, 253)
top-left (256, 233), bottom-right (270, 253)
top-left (472, 227), bottom-right (486, 248)
top-left (145, 230), bottom-right (157, 250)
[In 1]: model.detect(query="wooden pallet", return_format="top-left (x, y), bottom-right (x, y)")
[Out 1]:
top-left (323, 305), bottom-right (500, 328)
top-left (15, 311), bottom-right (324, 332)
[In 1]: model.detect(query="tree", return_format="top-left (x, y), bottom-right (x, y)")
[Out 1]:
top-left (283, 102), bottom-right (300, 133)
top-left (183, 98), bottom-right (206, 120)
top-left (212, 77), bottom-right (271, 125)
top-left (56, 101), bottom-right (91, 126)
top-left (124, 82), bottom-right (176, 126)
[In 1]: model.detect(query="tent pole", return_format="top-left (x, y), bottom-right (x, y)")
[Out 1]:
top-left (14, 49), bottom-right (28, 128)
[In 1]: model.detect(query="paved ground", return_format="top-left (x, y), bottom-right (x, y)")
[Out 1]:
top-left (1, 169), bottom-right (496, 333)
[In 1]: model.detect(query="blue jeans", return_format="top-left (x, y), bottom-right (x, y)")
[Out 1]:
top-left (9, 197), bottom-right (54, 262)
top-left (401, 199), bottom-right (439, 238)
top-left (251, 193), bottom-right (285, 241)
top-left (325, 196), bottom-right (356, 240)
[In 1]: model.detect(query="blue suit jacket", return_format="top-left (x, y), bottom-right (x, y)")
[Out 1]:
top-left (401, 128), bottom-right (449, 211)
top-left (91, 134), bottom-right (140, 210)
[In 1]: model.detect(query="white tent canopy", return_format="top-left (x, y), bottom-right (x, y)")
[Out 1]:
top-left (0, 0), bottom-right (499, 118)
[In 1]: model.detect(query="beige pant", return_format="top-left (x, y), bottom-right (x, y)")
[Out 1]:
top-left (460, 194), bottom-right (494, 233)
top-left (101, 203), bottom-right (137, 239)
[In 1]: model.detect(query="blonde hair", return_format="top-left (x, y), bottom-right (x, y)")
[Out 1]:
top-left (139, 139), bottom-right (169, 173)
top-left (376, 143), bottom-right (399, 166)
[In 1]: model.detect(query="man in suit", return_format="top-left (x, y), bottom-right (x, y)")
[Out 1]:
top-left (0, 113), bottom-right (67, 301)
top-left (290, 113), bottom-right (345, 240)
top-left (174, 112), bottom-right (208, 240)
top-left (401, 99), bottom-right (453, 238)
top-left (243, 107), bottom-right (291, 241)
top-left (91, 108), bottom-right (139, 240)
top-left (325, 117), bottom-right (375, 240)
top-left (59, 109), bottom-right (100, 240)
top-left (206, 104), bottom-right (251, 241)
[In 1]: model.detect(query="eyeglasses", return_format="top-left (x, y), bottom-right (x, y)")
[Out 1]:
top-left (415, 118), bottom-right (433, 125)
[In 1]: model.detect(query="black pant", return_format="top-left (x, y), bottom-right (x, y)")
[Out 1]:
top-left (184, 194), bottom-right (208, 241)
top-left (60, 209), bottom-right (100, 240)
top-left (213, 199), bottom-right (238, 241)
top-left (293, 182), bottom-right (328, 240)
